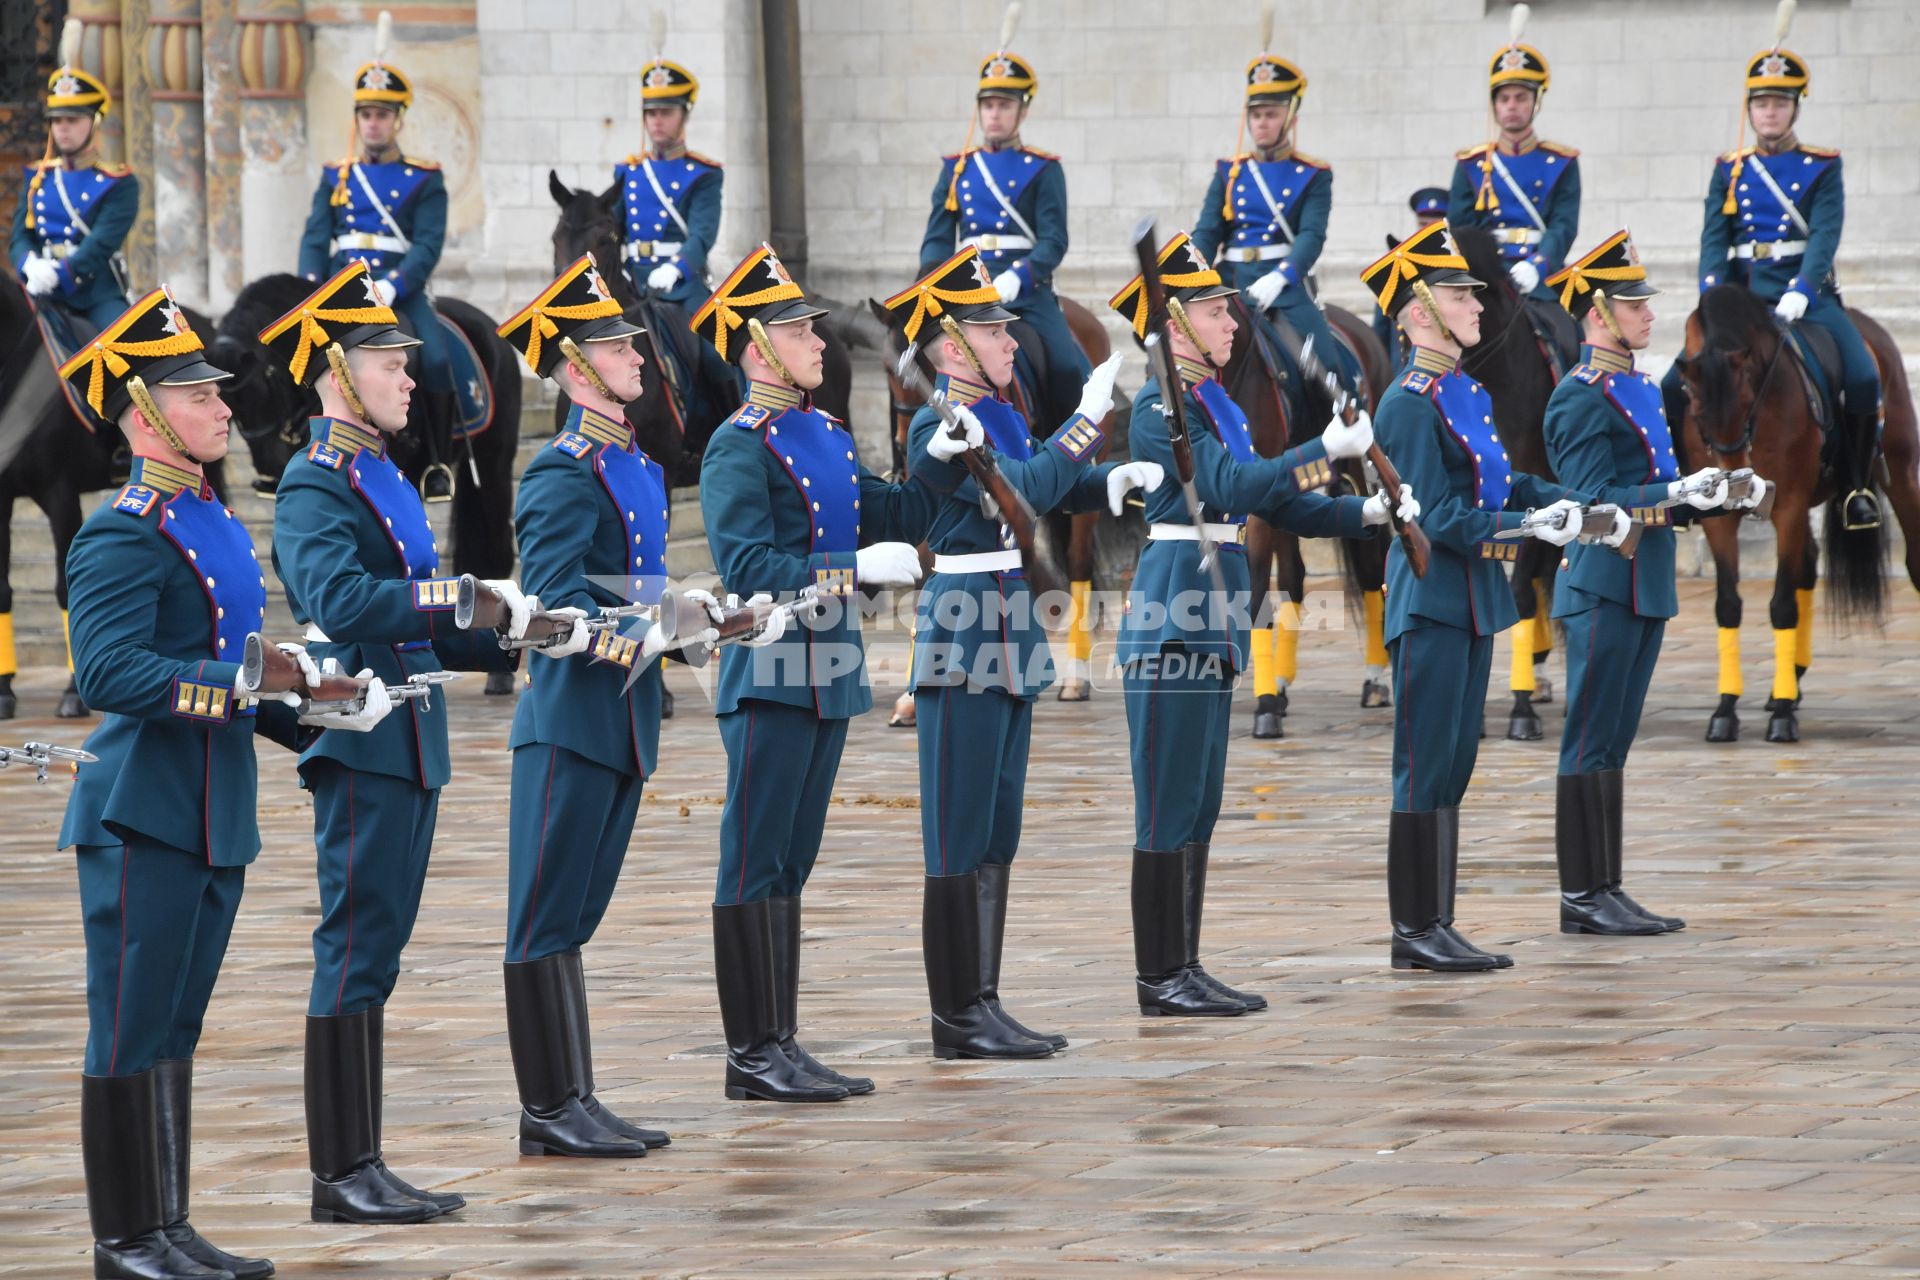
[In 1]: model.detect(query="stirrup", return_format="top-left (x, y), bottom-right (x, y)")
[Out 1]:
top-left (419, 461), bottom-right (456, 504)
top-left (1842, 488), bottom-right (1881, 531)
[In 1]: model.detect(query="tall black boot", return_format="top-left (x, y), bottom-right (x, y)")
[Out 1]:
top-left (1390, 811), bottom-right (1499, 971)
top-left (1436, 810), bottom-right (1512, 968)
top-left (1132, 849), bottom-right (1244, 1015)
top-left (559, 951), bottom-right (672, 1146)
top-left (1598, 770), bottom-right (1685, 931)
top-left (363, 1005), bottom-right (466, 1214)
top-left (976, 864), bottom-right (1067, 1048)
top-left (305, 1013), bottom-right (440, 1224)
top-left (769, 896), bottom-right (875, 1094)
top-left (1557, 774), bottom-right (1666, 936)
top-left (84, 1072), bottom-right (225, 1279)
top-left (504, 956), bottom-right (648, 1158)
top-left (1183, 843), bottom-right (1268, 1011)
top-left (1841, 407), bottom-right (1881, 530)
top-left (155, 1060), bottom-right (273, 1278)
top-left (924, 873), bottom-right (1052, 1058)
top-left (416, 391), bottom-right (458, 503)
top-left (712, 901), bottom-right (848, 1101)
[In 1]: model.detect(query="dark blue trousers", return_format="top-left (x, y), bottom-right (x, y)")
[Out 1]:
top-left (715, 699), bottom-right (849, 904)
top-left (393, 289), bottom-right (453, 393)
top-left (1123, 652), bottom-right (1234, 852)
top-left (1558, 599), bottom-right (1666, 775)
top-left (916, 682), bottom-right (1033, 876)
top-left (1390, 623), bottom-right (1494, 811)
top-left (507, 743), bottom-right (643, 961)
top-left (77, 840), bottom-right (243, 1077)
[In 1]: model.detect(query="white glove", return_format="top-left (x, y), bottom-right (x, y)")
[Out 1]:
top-left (647, 262), bottom-right (682, 292)
top-left (22, 257), bottom-right (60, 295)
top-left (369, 276), bottom-right (398, 307)
top-left (481, 579), bottom-right (534, 640)
top-left (1774, 290), bottom-right (1810, 323)
top-left (926, 403), bottom-right (984, 462)
top-left (1075, 352), bottom-right (1125, 424)
top-left (1106, 460), bottom-right (1166, 516)
top-left (1530, 498), bottom-right (1585, 546)
top-left (1320, 408), bottom-right (1374, 461)
top-left (741, 593), bottom-right (787, 648)
top-left (1737, 474), bottom-right (1771, 511)
top-left (1362, 482), bottom-right (1420, 527)
top-left (298, 671), bottom-right (393, 732)
top-left (1508, 260), bottom-right (1541, 294)
top-left (1245, 269), bottom-right (1287, 311)
top-left (993, 269), bottom-right (1022, 304)
top-left (1598, 506), bottom-right (1634, 548)
top-left (1669, 467), bottom-right (1729, 511)
top-left (533, 607), bottom-right (592, 659)
top-left (855, 542), bottom-right (924, 587)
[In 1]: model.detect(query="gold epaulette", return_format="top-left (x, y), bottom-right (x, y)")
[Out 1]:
top-left (1537, 139), bottom-right (1580, 158)
top-left (1799, 144), bottom-right (1840, 158)
top-left (1455, 141), bottom-right (1494, 161)
top-left (96, 161), bottom-right (134, 178)
top-left (402, 155), bottom-right (439, 170)
top-left (1021, 146), bottom-right (1058, 161)
top-left (1290, 150), bottom-right (1329, 169)
top-left (1719, 145), bottom-right (1756, 165)
top-left (685, 150), bottom-right (723, 168)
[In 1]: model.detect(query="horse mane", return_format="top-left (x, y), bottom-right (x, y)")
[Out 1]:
top-left (217, 273), bottom-right (316, 340)
top-left (1689, 284), bottom-right (1775, 426)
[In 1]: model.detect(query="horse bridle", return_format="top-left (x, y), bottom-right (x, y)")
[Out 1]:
top-left (1698, 321), bottom-right (1790, 457)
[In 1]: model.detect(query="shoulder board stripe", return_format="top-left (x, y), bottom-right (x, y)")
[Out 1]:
top-left (1538, 140), bottom-right (1581, 158)
top-left (551, 431), bottom-right (594, 458)
top-left (111, 484), bottom-right (159, 517)
top-left (729, 403), bottom-right (773, 429)
top-left (1569, 364), bottom-right (1604, 385)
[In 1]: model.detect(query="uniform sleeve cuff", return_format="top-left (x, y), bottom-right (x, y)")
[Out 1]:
top-left (588, 626), bottom-right (644, 669)
top-left (413, 578), bottom-right (461, 610)
top-left (815, 553), bottom-right (857, 596)
top-left (172, 661), bottom-right (244, 724)
top-left (1012, 259), bottom-right (1035, 291)
top-left (1049, 414), bottom-right (1105, 462)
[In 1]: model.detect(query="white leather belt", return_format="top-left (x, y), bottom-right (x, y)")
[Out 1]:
top-left (933, 550), bottom-right (1023, 574)
top-left (960, 234), bottom-right (1034, 253)
top-left (1733, 240), bottom-right (1807, 260)
top-left (622, 239), bottom-right (684, 261)
top-left (304, 625), bottom-right (332, 645)
top-left (1222, 244), bottom-right (1290, 263)
top-left (34, 243), bottom-right (76, 260)
top-left (1496, 227), bottom-right (1544, 245)
top-left (1148, 522), bottom-right (1246, 545)
top-left (329, 232), bottom-right (408, 255)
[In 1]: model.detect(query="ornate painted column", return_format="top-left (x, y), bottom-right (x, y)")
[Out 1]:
top-left (236, 0), bottom-right (309, 284)
top-left (118, 0), bottom-right (158, 290)
top-left (149, 0), bottom-right (208, 307)
top-left (201, 0), bottom-right (245, 311)
top-left (65, 1), bottom-right (126, 162)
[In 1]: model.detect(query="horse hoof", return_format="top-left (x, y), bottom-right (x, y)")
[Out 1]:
top-left (1533, 676), bottom-right (1554, 704)
top-left (1359, 679), bottom-right (1391, 709)
top-left (484, 670), bottom-right (516, 697)
top-left (1273, 688), bottom-right (1289, 718)
top-left (1506, 713), bottom-right (1542, 741)
top-left (1706, 714), bottom-right (1740, 743)
top-left (0, 692), bottom-right (15, 721)
top-left (1765, 701), bottom-right (1799, 744)
top-left (57, 691), bottom-right (89, 719)
top-left (1252, 712), bottom-right (1284, 740)
top-left (1055, 681), bottom-right (1089, 703)
top-left (660, 689), bottom-right (675, 720)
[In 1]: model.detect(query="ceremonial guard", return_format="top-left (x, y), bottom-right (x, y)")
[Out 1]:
top-left (1372, 187), bottom-right (1449, 357)
top-left (918, 5), bottom-right (1091, 426)
top-left (1661, 0), bottom-right (1880, 531)
top-left (695, 244), bottom-right (959, 1100)
top-left (9, 21), bottom-right (134, 333)
top-left (493, 253), bottom-right (714, 1157)
top-left (884, 248), bottom-right (1150, 1058)
top-left (58, 289), bottom-right (389, 1280)
top-left (1447, 5), bottom-right (1579, 302)
top-left (1111, 233), bottom-right (1407, 1015)
top-left (261, 261), bottom-right (525, 1223)
top-left (1361, 222), bottom-right (1612, 973)
top-left (1543, 231), bottom-right (1767, 936)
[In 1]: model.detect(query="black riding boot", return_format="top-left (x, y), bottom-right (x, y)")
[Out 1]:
top-left (712, 901), bottom-right (847, 1101)
top-left (504, 955), bottom-right (648, 1157)
top-left (769, 895), bottom-right (874, 1094)
top-left (1183, 843), bottom-right (1268, 1011)
top-left (976, 864), bottom-right (1068, 1048)
top-left (1841, 408), bottom-right (1881, 530)
top-left (1390, 811), bottom-right (1499, 971)
top-left (155, 1060), bottom-right (273, 1278)
top-left (1436, 809), bottom-right (1512, 967)
top-left (1598, 770), bottom-right (1685, 931)
top-left (925, 873), bottom-right (1053, 1058)
top-left (416, 391), bottom-right (458, 502)
top-left (363, 1006), bottom-right (466, 1214)
top-left (305, 1013), bottom-right (440, 1224)
top-left (1557, 775), bottom-right (1666, 935)
top-left (84, 1072), bottom-right (225, 1279)
top-left (1132, 848), bottom-right (1245, 1014)
top-left (559, 950), bottom-right (672, 1146)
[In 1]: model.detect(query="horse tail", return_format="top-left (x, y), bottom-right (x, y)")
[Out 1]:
top-left (1821, 481), bottom-right (1886, 630)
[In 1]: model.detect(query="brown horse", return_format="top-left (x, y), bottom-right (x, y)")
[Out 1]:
top-left (1674, 285), bottom-right (1920, 743)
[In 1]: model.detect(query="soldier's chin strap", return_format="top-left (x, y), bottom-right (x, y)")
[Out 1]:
top-left (936, 314), bottom-right (987, 382)
top-left (1590, 292), bottom-right (1627, 350)
top-left (746, 317), bottom-right (797, 388)
top-left (126, 376), bottom-right (208, 467)
top-left (559, 336), bottom-right (619, 403)
top-left (1410, 279), bottom-right (1459, 349)
top-left (322, 341), bottom-right (371, 424)
top-left (1166, 297), bottom-right (1215, 366)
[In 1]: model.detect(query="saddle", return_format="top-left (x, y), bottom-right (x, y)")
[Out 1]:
top-left (25, 298), bottom-right (109, 432)
top-left (1524, 296), bottom-right (1580, 380)
top-left (1783, 320), bottom-right (1841, 436)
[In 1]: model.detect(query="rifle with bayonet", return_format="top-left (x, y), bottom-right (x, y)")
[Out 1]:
top-left (1656, 467), bottom-right (1774, 520)
top-left (1298, 334), bottom-right (1431, 578)
top-left (1494, 501), bottom-right (1644, 558)
top-left (0, 740), bottom-right (97, 782)
top-left (239, 634), bottom-right (459, 714)
top-left (454, 575), bottom-right (655, 651)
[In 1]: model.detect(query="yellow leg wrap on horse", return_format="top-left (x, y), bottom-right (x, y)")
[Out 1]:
top-left (0, 613), bottom-right (16, 677)
top-left (1274, 600), bottom-right (1301, 684)
top-left (1770, 628), bottom-right (1798, 703)
top-left (1530, 583), bottom-right (1553, 657)
top-left (1509, 623), bottom-right (1536, 693)
top-left (1066, 580), bottom-right (1093, 662)
top-left (1794, 587), bottom-right (1814, 670)
top-left (61, 609), bottom-right (74, 673)
top-left (1362, 589), bottom-right (1389, 667)
top-left (1250, 627), bottom-right (1277, 698)
top-left (1717, 626), bottom-right (1744, 697)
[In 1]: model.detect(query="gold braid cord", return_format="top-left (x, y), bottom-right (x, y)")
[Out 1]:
top-left (893, 276), bottom-right (997, 346)
top-left (746, 318), bottom-right (795, 386)
top-left (708, 281), bottom-right (804, 362)
top-left (62, 327), bottom-right (204, 417)
top-left (936, 314), bottom-right (986, 380)
top-left (1555, 260), bottom-right (1643, 346)
top-left (322, 343), bottom-right (370, 422)
top-left (277, 302), bottom-right (394, 384)
top-left (1365, 236), bottom-right (1470, 319)
top-left (125, 377), bottom-right (194, 460)
top-left (559, 336), bottom-right (618, 402)
top-left (1409, 279), bottom-right (1455, 346)
top-left (521, 298), bottom-right (621, 373)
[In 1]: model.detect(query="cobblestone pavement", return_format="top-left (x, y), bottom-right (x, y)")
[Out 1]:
top-left (4, 580), bottom-right (1918, 1277)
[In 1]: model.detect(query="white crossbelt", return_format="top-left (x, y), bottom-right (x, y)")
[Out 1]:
top-left (959, 233), bottom-right (1035, 253)
top-left (622, 239), bottom-right (685, 261)
top-left (1732, 240), bottom-right (1808, 260)
top-left (329, 232), bottom-right (409, 254)
top-left (1148, 522), bottom-right (1246, 544)
top-left (1222, 244), bottom-right (1290, 263)
top-left (932, 550), bottom-right (1023, 574)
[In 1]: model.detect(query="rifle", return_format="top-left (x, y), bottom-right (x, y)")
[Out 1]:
top-left (1298, 335), bottom-right (1431, 578)
top-left (0, 740), bottom-right (97, 782)
top-left (1494, 501), bottom-right (1644, 559)
top-left (1655, 467), bottom-right (1775, 520)
top-left (454, 575), bottom-right (654, 651)
top-left (650, 585), bottom-right (826, 669)
top-left (240, 633), bottom-right (460, 715)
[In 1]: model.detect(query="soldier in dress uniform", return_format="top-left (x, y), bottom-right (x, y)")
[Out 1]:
top-left (1360, 220), bottom-right (1612, 973)
top-left (259, 261), bottom-right (528, 1224)
top-left (58, 288), bottom-right (392, 1280)
top-left (1447, 5), bottom-right (1579, 303)
top-left (1110, 232), bottom-right (1411, 1016)
top-left (492, 253), bottom-right (720, 1158)
top-left (1659, 0), bottom-right (1881, 531)
top-left (918, 4), bottom-right (1092, 428)
top-left (9, 20), bottom-right (135, 331)
top-left (694, 244), bottom-right (961, 1101)
top-left (883, 248), bottom-right (1150, 1059)
top-left (1543, 231), bottom-right (1767, 938)
top-left (1372, 187), bottom-right (1449, 358)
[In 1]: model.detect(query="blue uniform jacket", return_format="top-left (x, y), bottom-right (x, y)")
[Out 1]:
top-left (906, 373), bottom-right (1111, 699)
top-left (272, 417), bottom-right (512, 789)
top-left (1544, 349), bottom-right (1686, 620)
top-left (1374, 352), bottom-right (1583, 643)
top-left (918, 146), bottom-right (1068, 291)
top-left (700, 381), bottom-right (960, 720)
top-left (1122, 361), bottom-right (1368, 673)
top-left (1191, 150), bottom-right (1331, 292)
top-left (9, 161), bottom-right (136, 315)
top-left (297, 157), bottom-right (446, 301)
top-left (510, 404), bottom-right (673, 778)
top-left (1448, 139), bottom-right (1581, 277)
top-left (59, 458), bottom-right (307, 864)
top-left (613, 149), bottom-right (721, 307)
top-left (1698, 143), bottom-right (1842, 299)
